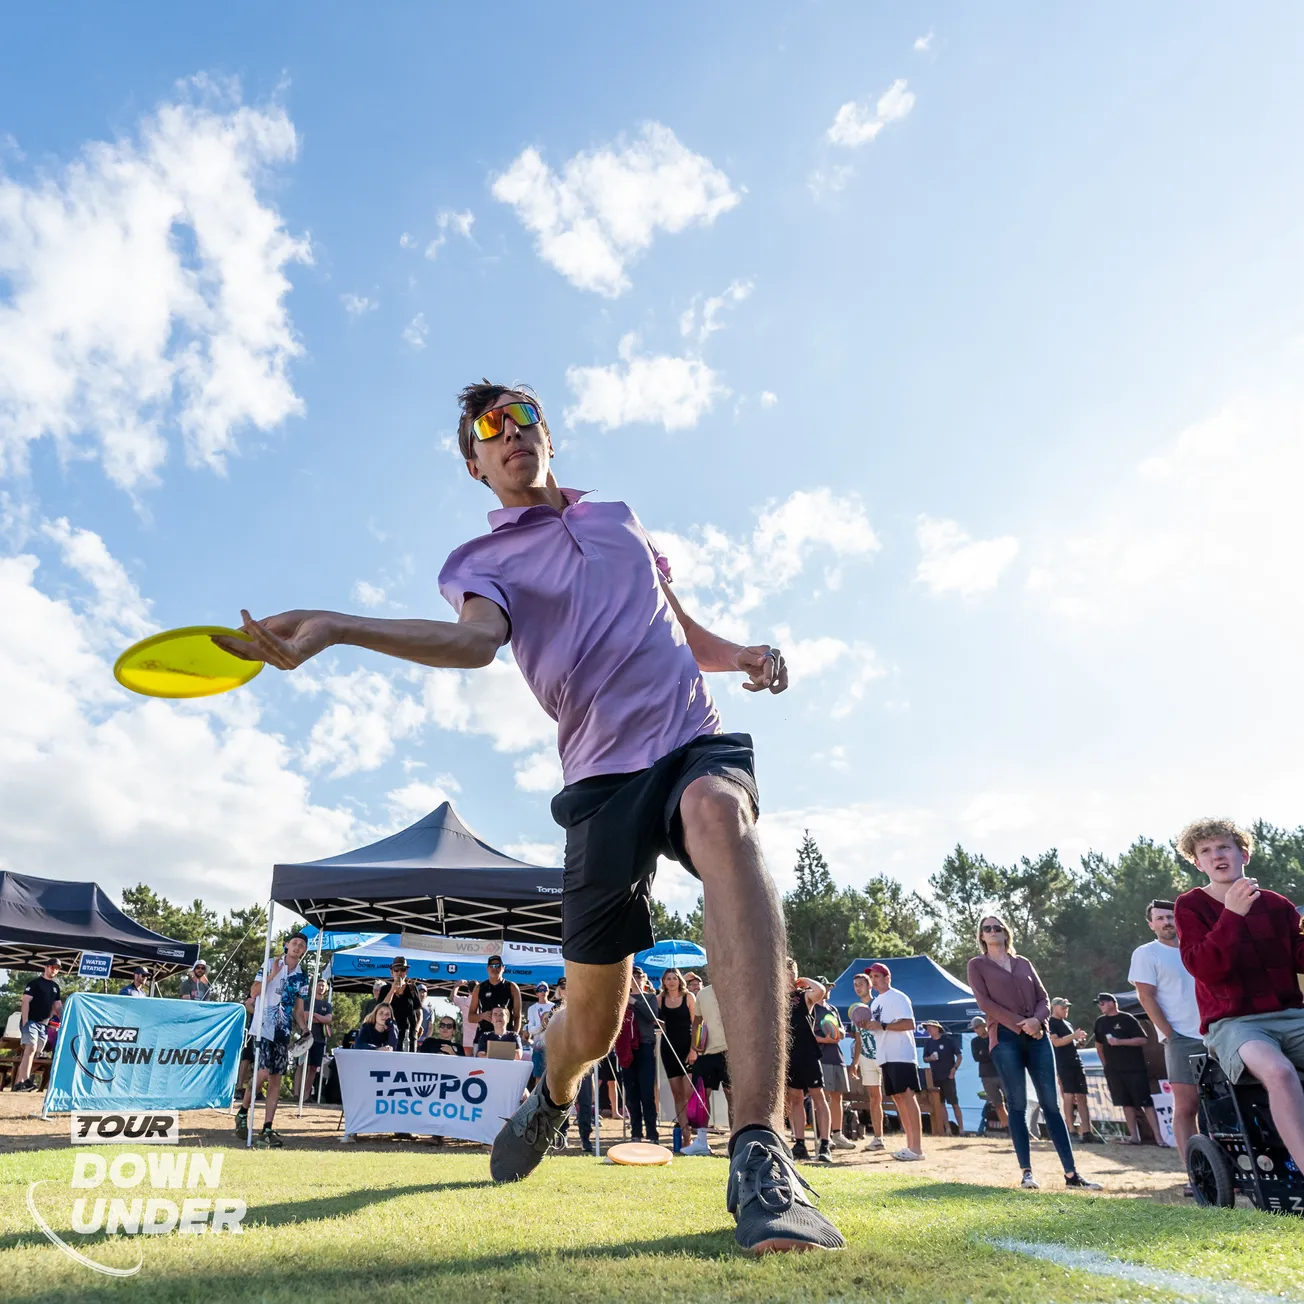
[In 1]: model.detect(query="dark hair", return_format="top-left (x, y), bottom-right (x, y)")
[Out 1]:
top-left (1146, 899), bottom-right (1176, 920)
top-left (455, 379), bottom-right (547, 473)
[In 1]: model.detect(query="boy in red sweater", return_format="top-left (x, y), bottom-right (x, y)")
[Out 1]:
top-left (1174, 818), bottom-right (1304, 1172)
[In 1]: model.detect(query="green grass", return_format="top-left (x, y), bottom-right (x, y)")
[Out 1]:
top-left (2, 1145), bottom-right (1303, 1303)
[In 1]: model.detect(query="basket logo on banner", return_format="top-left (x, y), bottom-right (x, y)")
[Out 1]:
top-left (44, 993), bottom-right (246, 1113)
top-left (334, 1050), bottom-right (531, 1144)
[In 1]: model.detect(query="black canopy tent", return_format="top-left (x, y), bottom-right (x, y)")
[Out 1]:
top-left (270, 802), bottom-right (563, 943)
top-left (0, 871), bottom-right (199, 979)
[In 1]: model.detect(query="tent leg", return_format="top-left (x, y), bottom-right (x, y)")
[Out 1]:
top-left (298, 930), bottom-right (324, 1116)
top-left (247, 897), bottom-right (275, 1150)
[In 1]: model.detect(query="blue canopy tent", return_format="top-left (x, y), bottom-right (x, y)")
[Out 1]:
top-left (329, 934), bottom-right (564, 992)
top-left (635, 939), bottom-right (707, 981)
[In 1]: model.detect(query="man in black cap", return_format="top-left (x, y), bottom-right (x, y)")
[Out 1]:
top-left (14, 959), bottom-right (61, 1091)
top-left (119, 966), bottom-right (150, 997)
top-left (468, 955), bottom-right (522, 1038)
top-left (1093, 992), bottom-right (1161, 1145)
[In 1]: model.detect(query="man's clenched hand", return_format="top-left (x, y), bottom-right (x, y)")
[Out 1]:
top-left (737, 645), bottom-right (787, 694)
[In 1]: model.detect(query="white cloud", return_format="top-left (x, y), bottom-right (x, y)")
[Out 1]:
top-left (503, 839), bottom-right (563, 867)
top-left (41, 516), bottom-right (154, 642)
top-left (351, 579), bottom-right (387, 608)
top-left (302, 667), bottom-right (430, 778)
top-left (679, 279), bottom-right (753, 344)
top-left (341, 293), bottom-right (377, 317)
top-left (0, 77), bottom-right (310, 491)
top-left (386, 777), bottom-right (460, 824)
top-left (565, 333), bottom-right (727, 432)
top-left (514, 748), bottom-right (563, 793)
top-left (914, 30), bottom-right (934, 53)
top-left (653, 488), bottom-right (880, 642)
top-left (491, 123), bottom-right (740, 297)
top-left (771, 625), bottom-right (886, 713)
top-left (424, 208), bottom-right (475, 259)
top-left (1027, 395), bottom-right (1304, 631)
top-left (399, 232), bottom-right (416, 250)
top-left (808, 164), bottom-right (853, 199)
top-left (915, 516), bottom-right (1019, 597)
top-left (402, 313), bottom-right (429, 350)
top-left (0, 532), bottom-right (357, 909)
top-left (827, 79), bottom-right (916, 148)
top-left (760, 391), bottom-right (778, 408)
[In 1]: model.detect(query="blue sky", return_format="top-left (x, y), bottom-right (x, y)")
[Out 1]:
top-left (3, 3), bottom-right (1304, 918)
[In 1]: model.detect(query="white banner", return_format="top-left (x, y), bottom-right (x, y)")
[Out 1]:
top-left (1151, 1083), bottom-right (1177, 1147)
top-left (334, 1050), bottom-right (531, 1143)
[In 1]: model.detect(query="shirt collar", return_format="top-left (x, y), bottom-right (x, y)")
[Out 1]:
top-left (487, 487), bottom-right (589, 531)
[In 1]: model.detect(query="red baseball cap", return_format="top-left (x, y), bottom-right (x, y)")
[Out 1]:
top-left (866, 963), bottom-right (891, 978)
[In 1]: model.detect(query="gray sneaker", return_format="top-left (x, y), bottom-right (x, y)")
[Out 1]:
top-left (490, 1080), bottom-right (570, 1182)
top-left (727, 1133), bottom-right (846, 1255)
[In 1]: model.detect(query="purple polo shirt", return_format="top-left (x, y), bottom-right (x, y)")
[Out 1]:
top-left (438, 490), bottom-right (720, 785)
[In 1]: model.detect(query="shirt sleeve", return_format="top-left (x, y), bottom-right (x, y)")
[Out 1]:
top-left (1127, 945), bottom-right (1156, 988)
top-left (437, 547), bottom-right (511, 622)
top-left (1177, 894), bottom-right (1249, 983)
top-left (966, 957), bottom-right (1024, 1039)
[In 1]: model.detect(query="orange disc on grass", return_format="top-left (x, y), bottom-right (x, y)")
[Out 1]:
top-left (607, 1142), bottom-right (673, 1166)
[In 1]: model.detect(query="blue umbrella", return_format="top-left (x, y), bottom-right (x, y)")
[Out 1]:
top-left (635, 938), bottom-right (708, 976)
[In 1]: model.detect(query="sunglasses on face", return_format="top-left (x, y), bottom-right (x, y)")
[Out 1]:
top-left (438, 1022), bottom-right (455, 1030)
top-left (471, 400), bottom-right (541, 442)
top-left (981, 925), bottom-right (1005, 933)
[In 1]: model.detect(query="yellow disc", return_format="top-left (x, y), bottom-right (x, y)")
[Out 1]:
top-left (114, 627), bottom-right (264, 699)
top-left (607, 1142), bottom-right (673, 1166)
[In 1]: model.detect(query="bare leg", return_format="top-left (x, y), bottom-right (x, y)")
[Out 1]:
top-left (786, 1088), bottom-right (807, 1146)
top-left (679, 777), bottom-right (787, 1135)
top-left (540, 958), bottom-right (631, 1106)
top-left (809, 1086), bottom-right (830, 1141)
top-left (895, 1090), bottom-right (923, 1153)
top-left (264, 1074), bottom-right (283, 1125)
top-left (1239, 1042), bottom-right (1304, 1172)
top-left (1061, 1088), bottom-right (1076, 1133)
top-left (868, 1084), bottom-right (884, 1138)
top-left (16, 1044), bottom-right (34, 1084)
top-left (669, 1075), bottom-right (693, 1139)
top-left (721, 1085), bottom-right (733, 1130)
top-left (827, 1090), bottom-right (843, 1136)
top-left (1122, 1105), bottom-right (1141, 1142)
top-left (952, 1101), bottom-right (964, 1132)
top-left (1170, 1082), bottom-right (1199, 1158)
top-left (1144, 1105), bottom-right (1165, 1145)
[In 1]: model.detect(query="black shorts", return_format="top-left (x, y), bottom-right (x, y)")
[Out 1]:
top-left (932, 1075), bottom-right (958, 1106)
top-left (240, 1039), bottom-right (255, 1065)
top-left (1106, 1069), bottom-right (1153, 1110)
top-left (308, 1039), bottom-right (326, 1068)
top-left (696, 1051), bottom-right (730, 1091)
top-left (551, 733), bottom-right (759, 965)
top-left (881, 1062), bottom-right (921, 1097)
top-left (786, 1056), bottom-right (823, 1091)
top-left (1057, 1060), bottom-right (1088, 1095)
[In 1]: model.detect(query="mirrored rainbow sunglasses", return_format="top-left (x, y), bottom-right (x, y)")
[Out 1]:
top-left (471, 400), bottom-right (541, 442)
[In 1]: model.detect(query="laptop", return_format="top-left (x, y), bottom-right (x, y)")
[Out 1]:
top-left (485, 1040), bottom-right (520, 1062)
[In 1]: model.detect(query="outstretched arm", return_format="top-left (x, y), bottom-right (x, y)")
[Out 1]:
top-left (660, 583), bottom-right (788, 693)
top-left (212, 596), bottom-right (509, 672)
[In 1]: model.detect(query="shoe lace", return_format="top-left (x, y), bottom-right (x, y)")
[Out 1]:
top-left (739, 1139), bottom-right (817, 1214)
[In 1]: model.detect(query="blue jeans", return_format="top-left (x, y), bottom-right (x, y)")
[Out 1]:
top-left (990, 1030), bottom-right (1078, 1174)
top-left (623, 1042), bottom-right (659, 1142)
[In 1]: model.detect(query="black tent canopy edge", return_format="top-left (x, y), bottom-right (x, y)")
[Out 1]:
top-left (271, 803), bottom-right (564, 944)
top-left (0, 871), bottom-right (199, 979)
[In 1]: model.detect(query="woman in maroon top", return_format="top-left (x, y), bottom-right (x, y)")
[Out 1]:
top-left (967, 915), bottom-right (1100, 1191)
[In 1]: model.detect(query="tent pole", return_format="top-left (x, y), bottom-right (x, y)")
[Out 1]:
top-left (592, 1064), bottom-right (601, 1160)
top-left (298, 928), bottom-right (324, 1116)
top-left (247, 897), bottom-right (275, 1150)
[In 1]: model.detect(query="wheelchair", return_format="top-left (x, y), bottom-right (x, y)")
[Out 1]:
top-left (1186, 1052), bottom-right (1304, 1215)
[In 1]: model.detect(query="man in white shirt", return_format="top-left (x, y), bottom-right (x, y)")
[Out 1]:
top-left (1128, 899), bottom-right (1203, 1164)
top-left (683, 980), bottom-right (730, 1155)
top-left (864, 963), bottom-right (924, 1161)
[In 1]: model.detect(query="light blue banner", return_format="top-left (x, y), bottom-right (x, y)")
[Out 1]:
top-left (44, 992), bottom-right (246, 1113)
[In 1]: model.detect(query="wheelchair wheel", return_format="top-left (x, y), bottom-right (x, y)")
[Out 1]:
top-left (1187, 1135), bottom-right (1237, 1208)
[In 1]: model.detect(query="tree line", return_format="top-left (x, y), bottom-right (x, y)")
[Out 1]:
top-left (653, 820), bottom-right (1304, 1014)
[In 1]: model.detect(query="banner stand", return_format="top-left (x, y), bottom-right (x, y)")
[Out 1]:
top-left (247, 897), bottom-right (275, 1150)
top-left (297, 928), bottom-right (325, 1116)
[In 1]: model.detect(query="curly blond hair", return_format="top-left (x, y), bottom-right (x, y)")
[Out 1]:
top-left (1176, 818), bottom-right (1254, 865)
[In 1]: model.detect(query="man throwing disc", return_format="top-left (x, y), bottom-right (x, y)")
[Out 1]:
top-left (215, 383), bottom-right (844, 1254)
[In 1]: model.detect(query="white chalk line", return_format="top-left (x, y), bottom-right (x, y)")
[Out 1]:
top-left (989, 1239), bottom-right (1300, 1304)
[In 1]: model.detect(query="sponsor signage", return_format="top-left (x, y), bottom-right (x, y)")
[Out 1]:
top-left (44, 993), bottom-right (246, 1114)
top-left (71, 1111), bottom-right (180, 1145)
top-left (401, 934), bottom-right (498, 956)
top-left (335, 1049), bottom-right (530, 1144)
top-left (77, 953), bottom-right (115, 980)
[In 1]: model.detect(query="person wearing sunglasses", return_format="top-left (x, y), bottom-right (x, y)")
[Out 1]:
top-left (213, 382), bottom-right (834, 1255)
top-left (418, 1016), bottom-right (465, 1056)
top-left (468, 955), bottom-right (522, 1039)
top-left (968, 915), bottom-right (1101, 1192)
